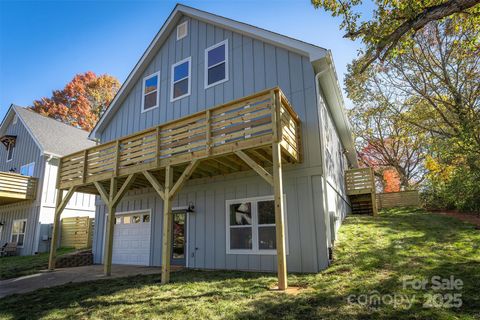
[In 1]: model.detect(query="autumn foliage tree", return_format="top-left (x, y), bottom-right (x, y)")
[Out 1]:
top-left (31, 72), bottom-right (120, 131)
top-left (350, 103), bottom-right (426, 192)
top-left (311, 0), bottom-right (480, 72)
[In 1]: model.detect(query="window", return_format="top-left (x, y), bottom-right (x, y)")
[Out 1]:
top-left (205, 39), bottom-right (228, 88)
top-left (226, 196), bottom-right (288, 255)
top-left (11, 219), bottom-right (27, 247)
top-left (142, 72), bottom-right (160, 112)
top-left (13, 115), bottom-right (18, 125)
top-left (176, 21), bottom-right (188, 40)
top-left (6, 143), bottom-right (14, 162)
top-left (20, 162), bottom-right (35, 176)
top-left (171, 57), bottom-right (191, 101)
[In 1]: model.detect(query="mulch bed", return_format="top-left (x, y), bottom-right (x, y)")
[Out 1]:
top-left (432, 210), bottom-right (480, 228)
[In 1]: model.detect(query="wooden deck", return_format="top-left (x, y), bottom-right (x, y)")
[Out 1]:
top-left (57, 87), bottom-right (301, 194)
top-left (0, 172), bottom-right (37, 205)
top-left (345, 168), bottom-right (377, 216)
top-left (50, 87), bottom-right (300, 290)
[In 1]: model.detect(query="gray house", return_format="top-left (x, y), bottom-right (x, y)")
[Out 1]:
top-left (0, 105), bottom-right (96, 255)
top-left (48, 4), bottom-right (358, 289)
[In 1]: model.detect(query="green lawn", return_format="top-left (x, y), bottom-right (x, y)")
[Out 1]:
top-left (0, 247), bottom-right (74, 280)
top-left (1, 208), bottom-right (479, 319)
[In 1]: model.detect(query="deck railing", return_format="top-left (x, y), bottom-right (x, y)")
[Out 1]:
top-left (0, 172), bottom-right (38, 203)
top-left (58, 88), bottom-right (301, 189)
top-left (345, 167), bottom-right (375, 195)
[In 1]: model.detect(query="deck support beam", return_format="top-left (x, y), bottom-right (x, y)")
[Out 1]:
top-left (161, 165), bottom-right (173, 284)
top-left (103, 177), bottom-right (117, 276)
top-left (234, 150), bottom-right (273, 186)
top-left (272, 142), bottom-right (287, 290)
top-left (158, 161), bottom-right (199, 284)
top-left (96, 174), bottom-right (137, 276)
top-left (48, 186), bottom-right (77, 270)
top-left (142, 171), bottom-right (165, 200)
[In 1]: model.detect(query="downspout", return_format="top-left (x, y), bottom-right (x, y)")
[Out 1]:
top-left (314, 67), bottom-right (333, 263)
top-left (33, 153), bottom-right (54, 254)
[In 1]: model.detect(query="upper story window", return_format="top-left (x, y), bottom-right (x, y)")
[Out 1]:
top-left (205, 39), bottom-right (228, 88)
top-left (171, 57), bottom-right (191, 102)
top-left (20, 162), bottom-right (35, 176)
top-left (226, 195), bottom-right (288, 255)
top-left (6, 143), bottom-right (14, 162)
top-left (142, 72), bottom-right (160, 112)
top-left (176, 21), bottom-right (188, 40)
top-left (13, 115), bottom-right (18, 125)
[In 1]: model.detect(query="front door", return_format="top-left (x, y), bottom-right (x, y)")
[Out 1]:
top-left (171, 211), bottom-right (186, 266)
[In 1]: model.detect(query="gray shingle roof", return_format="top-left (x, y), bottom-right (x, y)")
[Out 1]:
top-left (13, 105), bottom-right (96, 156)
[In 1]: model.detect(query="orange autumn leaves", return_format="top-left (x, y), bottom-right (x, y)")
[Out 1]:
top-left (31, 71), bottom-right (120, 131)
top-left (383, 169), bottom-right (401, 193)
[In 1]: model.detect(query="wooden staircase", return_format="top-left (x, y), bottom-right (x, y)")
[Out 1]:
top-left (345, 168), bottom-right (378, 216)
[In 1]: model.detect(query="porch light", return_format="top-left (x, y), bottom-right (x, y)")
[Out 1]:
top-left (186, 203), bottom-right (195, 213)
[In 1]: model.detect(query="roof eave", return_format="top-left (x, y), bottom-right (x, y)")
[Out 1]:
top-left (312, 53), bottom-right (359, 168)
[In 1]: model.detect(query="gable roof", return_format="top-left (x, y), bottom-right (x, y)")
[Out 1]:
top-left (0, 105), bottom-right (96, 157)
top-left (88, 3), bottom-right (358, 167)
top-left (89, 3), bottom-right (329, 140)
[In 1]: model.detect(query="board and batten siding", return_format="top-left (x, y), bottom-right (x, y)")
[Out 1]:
top-left (0, 202), bottom-right (41, 255)
top-left (0, 115), bottom-right (43, 180)
top-left (99, 16), bottom-right (322, 171)
top-left (0, 116), bottom-right (45, 255)
top-left (92, 16), bottom-right (352, 272)
top-left (320, 93), bottom-right (351, 243)
top-left (93, 169), bottom-right (330, 272)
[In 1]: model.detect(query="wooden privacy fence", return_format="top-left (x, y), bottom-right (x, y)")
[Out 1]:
top-left (376, 190), bottom-right (420, 209)
top-left (60, 216), bottom-right (94, 249)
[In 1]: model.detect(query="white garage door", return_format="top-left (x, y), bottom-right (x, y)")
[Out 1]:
top-left (111, 212), bottom-right (151, 266)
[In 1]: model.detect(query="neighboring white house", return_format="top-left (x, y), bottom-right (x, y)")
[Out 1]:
top-left (0, 105), bottom-right (96, 255)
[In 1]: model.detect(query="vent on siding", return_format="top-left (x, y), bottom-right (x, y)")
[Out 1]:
top-left (177, 21), bottom-right (188, 40)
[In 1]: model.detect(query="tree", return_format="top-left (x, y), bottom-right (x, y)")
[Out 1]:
top-left (347, 19), bottom-right (480, 211)
top-left (347, 20), bottom-right (480, 172)
top-left (311, 0), bottom-right (480, 72)
top-left (31, 71), bottom-right (120, 131)
top-left (350, 103), bottom-right (427, 191)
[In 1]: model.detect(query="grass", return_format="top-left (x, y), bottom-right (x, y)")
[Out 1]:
top-left (0, 247), bottom-right (74, 280)
top-left (0, 208), bottom-right (479, 319)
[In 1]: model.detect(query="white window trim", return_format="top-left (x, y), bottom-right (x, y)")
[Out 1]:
top-left (170, 57), bottom-right (191, 102)
top-left (204, 39), bottom-right (229, 89)
top-left (6, 143), bottom-right (14, 162)
top-left (20, 162), bottom-right (35, 176)
top-left (11, 219), bottom-right (27, 248)
top-left (225, 195), bottom-right (289, 255)
top-left (176, 21), bottom-right (188, 41)
top-left (141, 71), bottom-right (160, 113)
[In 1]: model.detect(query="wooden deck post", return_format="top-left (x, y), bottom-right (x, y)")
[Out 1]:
top-left (48, 187), bottom-right (77, 270)
top-left (103, 177), bottom-right (117, 276)
top-left (272, 141), bottom-right (287, 290)
top-left (370, 168), bottom-right (378, 216)
top-left (161, 165), bottom-right (173, 284)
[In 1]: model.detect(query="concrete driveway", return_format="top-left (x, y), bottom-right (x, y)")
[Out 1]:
top-left (0, 264), bottom-right (164, 298)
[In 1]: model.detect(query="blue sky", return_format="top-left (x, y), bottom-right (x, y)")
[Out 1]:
top-left (0, 0), bottom-right (364, 119)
